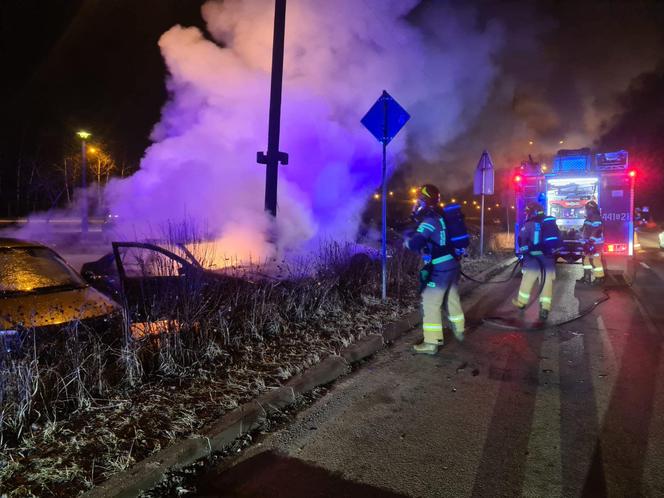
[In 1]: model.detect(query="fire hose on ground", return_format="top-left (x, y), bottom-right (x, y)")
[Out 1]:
top-left (459, 255), bottom-right (611, 332)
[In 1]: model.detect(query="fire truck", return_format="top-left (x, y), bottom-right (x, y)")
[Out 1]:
top-left (513, 148), bottom-right (636, 277)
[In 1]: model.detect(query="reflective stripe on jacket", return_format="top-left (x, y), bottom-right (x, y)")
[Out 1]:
top-left (406, 213), bottom-right (459, 271)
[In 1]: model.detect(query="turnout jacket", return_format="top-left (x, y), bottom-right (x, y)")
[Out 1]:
top-left (517, 213), bottom-right (561, 271)
top-left (405, 211), bottom-right (460, 274)
top-left (581, 212), bottom-right (603, 245)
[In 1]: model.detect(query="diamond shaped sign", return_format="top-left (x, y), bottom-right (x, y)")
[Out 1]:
top-left (361, 90), bottom-right (410, 145)
top-left (473, 150), bottom-right (495, 195)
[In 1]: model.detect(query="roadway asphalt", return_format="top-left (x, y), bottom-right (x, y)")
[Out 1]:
top-left (190, 233), bottom-right (664, 498)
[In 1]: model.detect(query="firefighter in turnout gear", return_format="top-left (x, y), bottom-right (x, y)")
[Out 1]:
top-left (404, 184), bottom-right (465, 354)
top-left (512, 202), bottom-right (561, 321)
top-left (577, 200), bottom-right (605, 285)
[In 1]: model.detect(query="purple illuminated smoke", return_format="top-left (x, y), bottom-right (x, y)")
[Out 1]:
top-left (104, 0), bottom-right (503, 263)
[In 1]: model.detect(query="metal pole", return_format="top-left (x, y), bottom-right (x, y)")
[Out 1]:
top-left (381, 141), bottom-right (387, 301)
top-left (480, 167), bottom-right (485, 257)
top-left (261, 0), bottom-right (287, 217)
top-left (380, 92), bottom-right (389, 301)
top-left (81, 139), bottom-right (88, 234)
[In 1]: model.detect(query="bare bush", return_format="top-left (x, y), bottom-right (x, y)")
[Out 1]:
top-left (0, 240), bottom-right (420, 496)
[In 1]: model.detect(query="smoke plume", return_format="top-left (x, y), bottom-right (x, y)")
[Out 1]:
top-left (102, 0), bottom-right (503, 264)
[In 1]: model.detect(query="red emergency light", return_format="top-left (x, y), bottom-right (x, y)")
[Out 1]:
top-left (513, 174), bottom-right (523, 184)
top-left (605, 243), bottom-right (627, 253)
top-left (628, 170), bottom-right (636, 178)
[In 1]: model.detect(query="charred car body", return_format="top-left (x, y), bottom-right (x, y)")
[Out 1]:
top-left (0, 238), bottom-right (121, 350)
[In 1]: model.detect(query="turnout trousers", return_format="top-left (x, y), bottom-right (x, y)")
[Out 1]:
top-left (515, 254), bottom-right (556, 311)
top-left (582, 252), bottom-right (605, 279)
top-left (421, 267), bottom-right (464, 344)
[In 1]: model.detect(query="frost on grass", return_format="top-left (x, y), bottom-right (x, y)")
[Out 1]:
top-left (0, 243), bottom-right (420, 497)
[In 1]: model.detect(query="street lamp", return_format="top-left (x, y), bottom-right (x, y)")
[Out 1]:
top-left (77, 130), bottom-right (91, 234)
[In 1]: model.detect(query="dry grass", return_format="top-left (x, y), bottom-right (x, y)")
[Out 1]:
top-left (0, 241), bottom-right (420, 497)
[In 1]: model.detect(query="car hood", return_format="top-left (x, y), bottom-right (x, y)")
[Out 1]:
top-left (0, 287), bottom-right (120, 329)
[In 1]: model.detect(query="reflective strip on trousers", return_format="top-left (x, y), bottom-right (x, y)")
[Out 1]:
top-left (423, 323), bottom-right (442, 331)
top-left (540, 296), bottom-right (552, 303)
top-left (583, 265), bottom-right (593, 270)
top-left (519, 291), bottom-right (530, 301)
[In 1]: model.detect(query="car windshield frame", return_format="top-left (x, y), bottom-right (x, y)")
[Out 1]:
top-left (0, 246), bottom-right (86, 296)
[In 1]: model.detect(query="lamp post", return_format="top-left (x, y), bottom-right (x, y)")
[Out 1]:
top-left (77, 130), bottom-right (91, 234)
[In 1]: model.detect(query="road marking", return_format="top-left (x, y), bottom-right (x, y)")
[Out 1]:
top-left (521, 335), bottom-right (562, 497)
top-left (588, 316), bottom-right (619, 426)
top-left (521, 269), bottom-right (576, 496)
top-left (640, 261), bottom-right (652, 270)
top-left (631, 296), bottom-right (664, 494)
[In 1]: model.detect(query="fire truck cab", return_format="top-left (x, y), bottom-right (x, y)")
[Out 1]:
top-left (513, 148), bottom-right (636, 277)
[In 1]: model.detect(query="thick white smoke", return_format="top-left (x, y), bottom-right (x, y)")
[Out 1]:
top-left (102, 0), bottom-right (503, 265)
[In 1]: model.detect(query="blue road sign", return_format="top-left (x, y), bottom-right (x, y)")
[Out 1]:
top-left (361, 90), bottom-right (410, 145)
top-left (473, 150), bottom-right (495, 195)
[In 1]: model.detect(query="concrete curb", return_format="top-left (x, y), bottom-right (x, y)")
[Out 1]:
top-left (286, 355), bottom-right (350, 396)
top-left (340, 334), bottom-right (384, 363)
top-left (83, 257), bottom-right (514, 497)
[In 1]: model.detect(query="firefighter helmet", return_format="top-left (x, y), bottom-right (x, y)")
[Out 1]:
top-left (418, 184), bottom-right (440, 206)
top-left (525, 202), bottom-right (545, 220)
top-left (585, 200), bottom-right (599, 215)
top-left (412, 184), bottom-right (441, 221)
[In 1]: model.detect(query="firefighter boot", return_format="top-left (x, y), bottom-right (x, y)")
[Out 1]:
top-left (412, 341), bottom-right (440, 355)
top-left (539, 307), bottom-right (549, 321)
top-left (577, 270), bottom-right (591, 284)
top-left (512, 299), bottom-right (526, 312)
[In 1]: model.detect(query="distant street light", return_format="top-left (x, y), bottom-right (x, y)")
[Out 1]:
top-left (77, 130), bottom-right (91, 234)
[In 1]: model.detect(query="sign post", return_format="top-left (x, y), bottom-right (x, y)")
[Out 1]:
top-left (361, 90), bottom-right (410, 300)
top-left (473, 150), bottom-right (495, 257)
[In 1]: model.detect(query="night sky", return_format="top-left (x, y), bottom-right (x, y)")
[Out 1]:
top-left (1, 0), bottom-right (663, 217)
